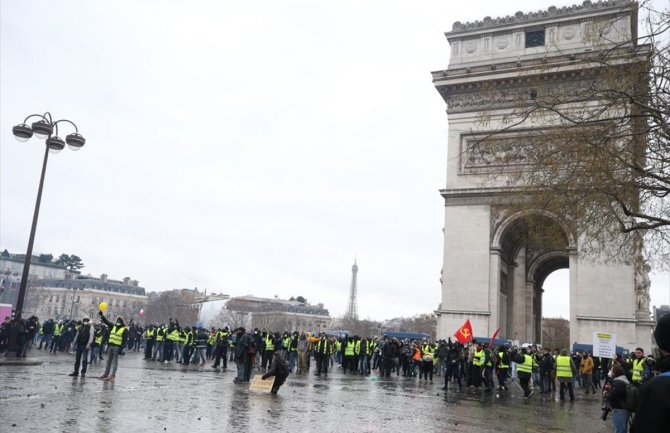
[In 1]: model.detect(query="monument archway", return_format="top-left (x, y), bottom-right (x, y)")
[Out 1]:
top-left (432, 1), bottom-right (654, 350)
top-left (493, 212), bottom-right (572, 344)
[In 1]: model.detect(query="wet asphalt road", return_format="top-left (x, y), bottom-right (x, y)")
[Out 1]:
top-left (0, 351), bottom-right (610, 433)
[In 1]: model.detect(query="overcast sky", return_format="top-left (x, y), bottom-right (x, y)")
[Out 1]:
top-left (1, 0), bottom-right (668, 323)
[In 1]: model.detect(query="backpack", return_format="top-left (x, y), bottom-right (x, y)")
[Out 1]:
top-left (622, 383), bottom-right (639, 412)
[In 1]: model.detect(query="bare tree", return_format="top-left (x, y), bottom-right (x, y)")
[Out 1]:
top-left (210, 306), bottom-right (250, 329)
top-left (542, 318), bottom-right (571, 350)
top-left (145, 290), bottom-right (201, 325)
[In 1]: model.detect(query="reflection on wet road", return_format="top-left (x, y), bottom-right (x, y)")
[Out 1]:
top-left (0, 353), bottom-right (609, 433)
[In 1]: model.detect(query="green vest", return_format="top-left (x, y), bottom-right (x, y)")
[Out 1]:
top-left (108, 326), bottom-right (125, 346)
top-left (316, 339), bottom-right (330, 354)
top-left (632, 358), bottom-right (645, 382)
top-left (556, 355), bottom-right (573, 378)
top-left (517, 354), bottom-right (533, 374)
top-left (265, 335), bottom-right (275, 351)
top-left (497, 352), bottom-right (509, 369)
top-left (473, 349), bottom-right (484, 366)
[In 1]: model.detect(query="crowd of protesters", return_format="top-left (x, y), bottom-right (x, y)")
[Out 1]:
top-left (1, 311), bottom-right (669, 431)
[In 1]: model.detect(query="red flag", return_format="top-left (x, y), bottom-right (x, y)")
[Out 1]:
top-left (489, 327), bottom-right (500, 348)
top-left (454, 319), bottom-right (473, 344)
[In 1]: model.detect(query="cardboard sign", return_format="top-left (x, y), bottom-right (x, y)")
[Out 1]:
top-left (593, 332), bottom-right (616, 358)
top-left (249, 376), bottom-right (275, 393)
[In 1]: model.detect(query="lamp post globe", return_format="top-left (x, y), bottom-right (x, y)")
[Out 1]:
top-left (12, 124), bottom-right (33, 142)
top-left (46, 136), bottom-right (66, 153)
top-left (31, 119), bottom-right (53, 139)
top-left (66, 132), bottom-right (86, 151)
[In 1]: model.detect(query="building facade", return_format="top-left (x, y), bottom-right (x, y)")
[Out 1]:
top-left (226, 295), bottom-right (331, 333)
top-left (1, 254), bottom-right (75, 306)
top-left (26, 274), bottom-right (147, 322)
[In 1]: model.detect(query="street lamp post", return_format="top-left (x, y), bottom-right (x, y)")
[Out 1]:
top-left (11, 112), bottom-right (85, 320)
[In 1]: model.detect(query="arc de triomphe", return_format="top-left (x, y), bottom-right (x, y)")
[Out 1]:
top-left (432, 0), bottom-right (654, 351)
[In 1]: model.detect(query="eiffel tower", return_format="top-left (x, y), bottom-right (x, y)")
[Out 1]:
top-left (344, 260), bottom-right (358, 320)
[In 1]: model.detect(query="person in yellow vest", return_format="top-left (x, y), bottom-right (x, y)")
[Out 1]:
top-left (90, 324), bottom-right (105, 364)
top-left (420, 340), bottom-right (435, 382)
top-left (50, 320), bottom-right (64, 354)
top-left (143, 325), bottom-right (155, 360)
top-left (152, 325), bottom-right (165, 361)
top-left (206, 328), bottom-right (218, 360)
top-left (496, 346), bottom-right (510, 391)
top-left (165, 321), bottom-right (181, 363)
top-left (471, 342), bottom-right (484, 388)
top-left (314, 333), bottom-right (332, 376)
top-left (514, 347), bottom-right (535, 398)
top-left (262, 332), bottom-right (276, 372)
top-left (212, 327), bottom-right (231, 370)
top-left (554, 349), bottom-right (576, 401)
top-left (630, 347), bottom-right (646, 385)
top-left (343, 337), bottom-right (357, 374)
top-left (182, 326), bottom-right (194, 365)
top-left (97, 311), bottom-right (128, 382)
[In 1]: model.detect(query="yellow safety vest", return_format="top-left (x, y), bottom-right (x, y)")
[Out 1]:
top-left (108, 326), bottom-right (125, 346)
top-left (517, 354), bottom-right (533, 374)
top-left (345, 341), bottom-right (356, 356)
top-left (168, 329), bottom-right (180, 341)
top-left (498, 352), bottom-right (509, 369)
top-left (95, 332), bottom-right (103, 345)
top-left (54, 324), bottom-right (64, 336)
top-left (473, 349), bottom-right (484, 367)
top-left (265, 336), bottom-right (275, 351)
top-left (156, 329), bottom-right (164, 342)
top-left (556, 355), bottom-right (573, 378)
top-left (632, 358), bottom-right (645, 382)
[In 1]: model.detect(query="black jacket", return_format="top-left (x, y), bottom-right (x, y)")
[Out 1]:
top-left (631, 356), bottom-right (670, 433)
top-left (605, 376), bottom-right (628, 410)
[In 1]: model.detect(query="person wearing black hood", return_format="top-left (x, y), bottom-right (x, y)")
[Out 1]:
top-left (262, 351), bottom-right (289, 394)
top-left (97, 311), bottom-right (128, 381)
top-left (631, 313), bottom-right (670, 433)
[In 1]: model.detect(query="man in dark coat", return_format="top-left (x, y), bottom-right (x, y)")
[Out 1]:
top-left (233, 327), bottom-right (254, 383)
top-left (262, 351), bottom-right (289, 394)
top-left (631, 313), bottom-right (670, 433)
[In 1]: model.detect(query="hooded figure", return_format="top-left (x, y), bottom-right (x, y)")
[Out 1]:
top-left (262, 351), bottom-right (289, 394)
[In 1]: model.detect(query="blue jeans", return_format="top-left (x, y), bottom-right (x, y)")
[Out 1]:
top-left (611, 409), bottom-right (629, 433)
top-left (359, 355), bottom-right (369, 375)
top-left (289, 352), bottom-right (297, 372)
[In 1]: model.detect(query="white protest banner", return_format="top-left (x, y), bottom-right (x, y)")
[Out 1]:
top-left (593, 332), bottom-right (617, 358)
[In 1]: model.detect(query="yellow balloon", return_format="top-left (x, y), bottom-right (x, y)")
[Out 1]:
top-left (99, 302), bottom-right (108, 312)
